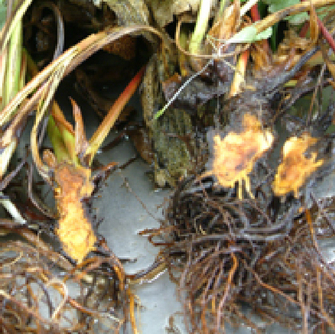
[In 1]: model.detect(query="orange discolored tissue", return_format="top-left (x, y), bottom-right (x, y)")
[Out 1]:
top-left (53, 162), bottom-right (96, 263)
top-left (203, 113), bottom-right (274, 198)
top-left (273, 133), bottom-right (323, 198)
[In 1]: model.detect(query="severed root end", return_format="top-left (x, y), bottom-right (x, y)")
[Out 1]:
top-left (273, 133), bottom-right (324, 198)
top-left (203, 113), bottom-right (274, 198)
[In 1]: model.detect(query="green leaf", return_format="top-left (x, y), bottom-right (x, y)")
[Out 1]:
top-left (262, 0), bottom-right (308, 24)
top-left (0, 0), bottom-right (6, 29)
top-left (224, 24), bottom-right (272, 45)
top-left (263, 0), bottom-right (298, 13)
top-left (287, 12), bottom-right (308, 25)
top-left (317, 4), bottom-right (335, 21)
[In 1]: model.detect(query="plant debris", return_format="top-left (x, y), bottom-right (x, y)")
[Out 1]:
top-left (2, 0), bottom-right (335, 333)
top-left (0, 224), bottom-right (133, 333)
top-left (143, 173), bottom-right (335, 333)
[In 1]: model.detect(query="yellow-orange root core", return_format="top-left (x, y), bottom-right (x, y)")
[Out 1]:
top-left (54, 163), bottom-right (96, 263)
top-left (204, 113), bottom-right (274, 198)
top-left (272, 133), bottom-right (323, 198)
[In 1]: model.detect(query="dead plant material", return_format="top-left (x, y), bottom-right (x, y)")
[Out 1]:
top-left (74, 68), bottom-right (135, 120)
top-left (103, 35), bottom-right (137, 60)
top-left (144, 176), bottom-right (335, 333)
top-left (0, 222), bottom-right (134, 334)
